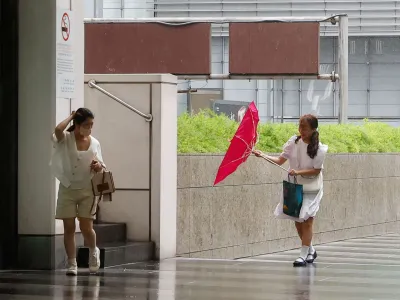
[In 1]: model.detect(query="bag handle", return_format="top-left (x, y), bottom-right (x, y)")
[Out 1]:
top-left (93, 153), bottom-right (107, 172)
top-left (90, 171), bottom-right (107, 216)
top-left (287, 174), bottom-right (298, 184)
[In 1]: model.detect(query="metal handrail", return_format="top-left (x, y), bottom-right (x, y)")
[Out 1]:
top-left (179, 72), bottom-right (338, 81)
top-left (88, 80), bottom-right (153, 122)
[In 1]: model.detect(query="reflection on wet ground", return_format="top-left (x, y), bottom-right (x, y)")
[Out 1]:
top-left (2, 234), bottom-right (400, 299)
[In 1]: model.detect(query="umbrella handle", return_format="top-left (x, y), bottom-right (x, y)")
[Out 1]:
top-left (254, 152), bottom-right (289, 173)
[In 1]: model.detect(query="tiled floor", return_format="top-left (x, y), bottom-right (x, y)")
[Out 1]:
top-left (2, 234), bottom-right (400, 299)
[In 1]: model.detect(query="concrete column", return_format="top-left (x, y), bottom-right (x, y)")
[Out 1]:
top-left (151, 80), bottom-right (178, 260)
top-left (18, 0), bottom-right (84, 269)
top-left (338, 15), bottom-right (349, 124)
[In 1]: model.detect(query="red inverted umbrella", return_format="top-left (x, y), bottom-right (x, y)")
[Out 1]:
top-left (214, 101), bottom-right (260, 186)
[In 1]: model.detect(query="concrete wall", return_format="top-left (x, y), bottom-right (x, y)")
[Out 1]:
top-left (85, 75), bottom-right (152, 242)
top-left (177, 154), bottom-right (400, 259)
top-left (84, 74), bottom-right (178, 260)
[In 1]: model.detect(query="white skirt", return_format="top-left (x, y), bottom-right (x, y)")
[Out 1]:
top-left (274, 189), bottom-right (323, 223)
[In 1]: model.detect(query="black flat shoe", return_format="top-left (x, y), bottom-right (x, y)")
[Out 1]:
top-left (306, 251), bottom-right (318, 263)
top-left (293, 257), bottom-right (307, 267)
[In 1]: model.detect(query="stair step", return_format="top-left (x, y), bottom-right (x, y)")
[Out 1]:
top-left (93, 222), bottom-right (126, 244)
top-left (77, 241), bottom-right (155, 268)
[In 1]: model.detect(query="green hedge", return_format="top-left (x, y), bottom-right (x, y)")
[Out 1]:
top-left (178, 110), bottom-right (400, 153)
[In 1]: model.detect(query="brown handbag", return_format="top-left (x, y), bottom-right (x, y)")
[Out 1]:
top-left (90, 170), bottom-right (115, 216)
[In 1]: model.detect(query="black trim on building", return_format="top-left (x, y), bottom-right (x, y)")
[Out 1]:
top-left (0, 0), bottom-right (19, 269)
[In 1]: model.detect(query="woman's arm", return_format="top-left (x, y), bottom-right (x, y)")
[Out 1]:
top-left (54, 111), bottom-right (75, 142)
top-left (291, 144), bottom-right (328, 176)
top-left (264, 155), bottom-right (287, 166)
top-left (290, 168), bottom-right (321, 176)
top-left (253, 150), bottom-right (287, 166)
top-left (91, 143), bottom-right (106, 172)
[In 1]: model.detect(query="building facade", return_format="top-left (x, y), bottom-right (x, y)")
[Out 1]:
top-left (85, 0), bottom-right (400, 125)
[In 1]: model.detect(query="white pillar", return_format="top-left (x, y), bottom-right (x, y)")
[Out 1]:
top-left (151, 81), bottom-right (178, 260)
top-left (18, 0), bottom-right (84, 269)
top-left (338, 15), bottom-right (349, 124)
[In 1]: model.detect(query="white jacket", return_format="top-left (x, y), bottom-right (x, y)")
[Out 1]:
top-left (50, 132), bottom-right (105, 189)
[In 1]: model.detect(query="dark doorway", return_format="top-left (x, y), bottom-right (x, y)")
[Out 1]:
top-left (0, 0), bottom-right (19, 269)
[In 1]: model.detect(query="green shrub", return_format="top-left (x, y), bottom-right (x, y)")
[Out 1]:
top-left (178, 110), bottom-right (400, 153)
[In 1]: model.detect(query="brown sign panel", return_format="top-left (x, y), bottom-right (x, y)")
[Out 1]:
top-left (229, 22), bottom-right (320, 75)
top-left (85, 23), bottom-right (211, 75)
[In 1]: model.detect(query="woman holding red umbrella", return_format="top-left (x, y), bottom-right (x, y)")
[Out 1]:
top-left (254, 114), bottom-right (328, 267)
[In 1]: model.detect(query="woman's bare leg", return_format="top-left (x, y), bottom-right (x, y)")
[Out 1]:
top-left (294, 218), bottom-right (315, 267)
top-left (63, 218), bottom-right (76, 259)
top-left (295, 221), bottom-right (303, 240)
top-left (63, 218), bottom-right (78, 275)
top-left (79, 218), bottom-right (100, 273)
top-left (301, 217), bottom-right (314, 246)
top-left (79, 218), bottom-right (96, 250)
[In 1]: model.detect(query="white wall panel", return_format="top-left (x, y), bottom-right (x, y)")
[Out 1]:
top-left (349, 64), bottom-right (368, 91)
top-left (370, 64), bottom-right (400, 91)
top-left (370, 91), bottom-right (400, 105)
top-left (103, 0), bottom-right (153, 17)
top-left (370, 105), bottom-right (400, 116)
top-left (349, 91), bottom-right (368, 106)
top-left (348, 104), bottom-right (368, 117)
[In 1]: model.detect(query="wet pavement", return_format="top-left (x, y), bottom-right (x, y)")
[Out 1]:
top-left (1, 234), bottom-right (400, 299)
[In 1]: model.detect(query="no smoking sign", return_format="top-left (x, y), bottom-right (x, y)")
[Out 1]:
top-left (61, 12), bottom-right (70, 41)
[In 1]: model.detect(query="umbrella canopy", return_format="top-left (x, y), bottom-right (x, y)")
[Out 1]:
top-left (214, 101), bottom-right (260, 186)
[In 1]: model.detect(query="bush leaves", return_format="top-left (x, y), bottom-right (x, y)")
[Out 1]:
top-left (178, 111), bottom-right (400, 154)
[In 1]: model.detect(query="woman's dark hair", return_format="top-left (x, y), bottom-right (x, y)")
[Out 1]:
top-left (295, 114), bottom-right (319, 159)
top-left (67, 108), bottom-right (95, 132)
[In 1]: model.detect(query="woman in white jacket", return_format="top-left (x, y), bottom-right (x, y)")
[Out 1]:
top-left (51, 108), bottom-right (105, 276)
top-left (255, 114), bottom-right (328, 267)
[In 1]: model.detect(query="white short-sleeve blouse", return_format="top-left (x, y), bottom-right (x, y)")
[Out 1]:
top-left (281, 135), bottom-right (328, 171)
top-left (50, 132), bottom-right (105, 189)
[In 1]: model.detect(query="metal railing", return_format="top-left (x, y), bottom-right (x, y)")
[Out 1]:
top-left (88, 79), bottom-right (153, 122)
top-left (178, 72), bottom-right (338, 81)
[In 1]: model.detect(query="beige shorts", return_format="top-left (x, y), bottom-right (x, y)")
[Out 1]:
top-left (55, 184), bottom-right (97, 220)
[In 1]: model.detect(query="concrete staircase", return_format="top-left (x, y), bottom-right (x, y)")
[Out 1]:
top-left (77, 222), bottom-right (154, 268)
